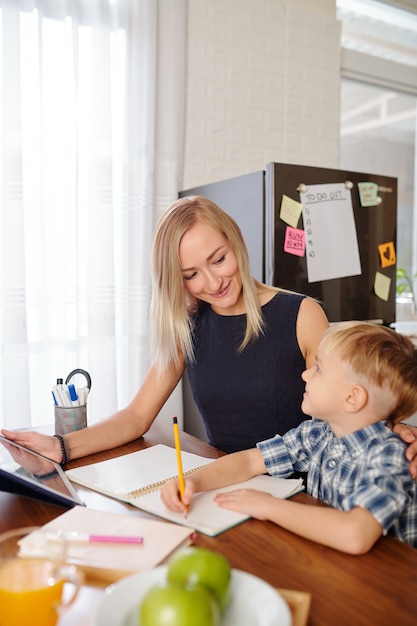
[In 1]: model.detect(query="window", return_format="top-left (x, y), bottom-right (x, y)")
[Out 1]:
top-left (0, 0), bottom-right (187, 429)
top-left (0, 2), bottom-right (131, 426)
top-left (337, 0), bottom-right (417, 320)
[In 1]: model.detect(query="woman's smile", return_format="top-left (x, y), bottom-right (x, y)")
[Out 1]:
top-left (210, 281), bottom-right (231, 298)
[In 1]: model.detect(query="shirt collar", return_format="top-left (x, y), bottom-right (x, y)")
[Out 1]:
top-left (337, 420), bottom-right (393, 457)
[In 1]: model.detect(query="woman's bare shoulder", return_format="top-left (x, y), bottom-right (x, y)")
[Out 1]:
top-left (297, 297), bottom-right (329, 366)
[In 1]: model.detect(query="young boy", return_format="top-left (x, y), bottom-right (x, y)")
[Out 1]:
top-left (161, 322), bottom-right (417, 554)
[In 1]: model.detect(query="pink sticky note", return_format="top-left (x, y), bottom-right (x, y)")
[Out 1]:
top-left (284, 226), bottom-right (305, 257)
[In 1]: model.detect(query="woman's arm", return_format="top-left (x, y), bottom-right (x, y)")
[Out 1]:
top-left (214, 490), bottom-right (382, 554)
top-left (296, 297), bottom-right (329, 368)
top-left (1, 358), bottom-right (185, 463)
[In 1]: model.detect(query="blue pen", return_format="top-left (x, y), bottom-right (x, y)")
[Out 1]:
top-left (68, 384), bottom-right (79, 405)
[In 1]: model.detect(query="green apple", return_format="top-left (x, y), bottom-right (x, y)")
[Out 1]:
top-left (139, 582), bottom-right (220, 626)
top-left (167, 547), bottom-right (231, 612)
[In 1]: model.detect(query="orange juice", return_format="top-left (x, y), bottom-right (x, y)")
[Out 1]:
top-left (0, 557), bottom-right (65, 626)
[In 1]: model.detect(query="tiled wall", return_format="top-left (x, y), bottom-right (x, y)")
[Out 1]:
top-left (182, 0), bottom-right (341, 189)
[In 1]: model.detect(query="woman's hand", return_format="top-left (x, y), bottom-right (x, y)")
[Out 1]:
top-left (1, 429), bottom-right (63, 464)
top-left (0, 437), bottom-right (57, 476)
top-left (393, 423), bottom-right (417, 479)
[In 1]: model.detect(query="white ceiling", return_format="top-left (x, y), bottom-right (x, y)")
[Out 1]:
top-left (337, 0), bottom-right (417, 67)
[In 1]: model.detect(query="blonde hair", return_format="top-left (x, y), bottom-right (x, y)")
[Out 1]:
top-left (321, 321), bottom-right (417, 424)
top-left (151, 196), bottom-right (265, 372)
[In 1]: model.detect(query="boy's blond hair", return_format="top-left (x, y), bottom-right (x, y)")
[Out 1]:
top-left (151, 196), bottom-right (268, 372)
top-left (321, 321), bottom-right (417, 424)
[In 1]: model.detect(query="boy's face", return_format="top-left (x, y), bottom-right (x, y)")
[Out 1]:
top-left (301, 343), bottom-right (353, 423)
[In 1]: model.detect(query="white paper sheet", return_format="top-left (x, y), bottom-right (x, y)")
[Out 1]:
top-left (299, 182), bottom-right (361, 283)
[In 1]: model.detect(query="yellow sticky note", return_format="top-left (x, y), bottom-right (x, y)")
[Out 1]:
top-left (280, 195), bottom-right (303, 228)
top-left (378, 242), bottom-right (396, 268)
top-left (374, 272), bottom-right (391, 301)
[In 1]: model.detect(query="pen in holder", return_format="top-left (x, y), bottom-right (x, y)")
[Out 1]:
top-left (53, 369), bottom-right (91, 435)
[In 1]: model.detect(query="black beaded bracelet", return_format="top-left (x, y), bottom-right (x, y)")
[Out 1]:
top-left (53, 434), bottom-right (69, 466)
top-left (33, 470), bottom-right (59, 480)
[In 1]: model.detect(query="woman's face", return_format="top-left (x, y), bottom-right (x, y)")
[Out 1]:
top-left (179, 221), bottom-right (244, 315)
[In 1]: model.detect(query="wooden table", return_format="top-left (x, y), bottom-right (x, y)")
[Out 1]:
top-left (1, 421), bottom-right (417, 625)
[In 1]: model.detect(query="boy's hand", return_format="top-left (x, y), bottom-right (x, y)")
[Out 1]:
top-left (213, 488), bottom-right (274, 520)
top-left (160, 477), bottom-right (195, 513)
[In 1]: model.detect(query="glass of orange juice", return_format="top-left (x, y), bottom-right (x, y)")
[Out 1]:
top-left (0, 526), bottom-right (84, 626)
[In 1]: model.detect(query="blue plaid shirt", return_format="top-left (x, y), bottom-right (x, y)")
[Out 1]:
top-left (257, 419), bottom-right (417, 547)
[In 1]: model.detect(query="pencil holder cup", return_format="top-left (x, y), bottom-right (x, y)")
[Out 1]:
top-left (54, 405), bottom-right (87, 435)
top-left (53, 368), bottom-right (91, 435)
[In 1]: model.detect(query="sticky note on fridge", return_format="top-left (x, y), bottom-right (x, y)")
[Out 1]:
top-left (358, 182), bottom-right (381, 207)
top-left (374, 272), bottom-right (391, 301)
top-left (284, 226), bottom-right (305, 257)
top-left (378, 242), bottom-right (396, 268)
top-left (280, 195), bottom-right (303, 228)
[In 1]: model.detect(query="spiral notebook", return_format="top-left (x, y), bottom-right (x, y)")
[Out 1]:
top-left (65, 444), bottom-right (304, 536)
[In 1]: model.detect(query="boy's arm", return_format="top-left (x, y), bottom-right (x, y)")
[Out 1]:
top-left (160, 447), bottom-right (266, 512)
top-left (214, 490), bottom-right (382, 555)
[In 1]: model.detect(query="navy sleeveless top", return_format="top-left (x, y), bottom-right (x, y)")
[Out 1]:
top-left (186, 292), bottom-right (307, 453)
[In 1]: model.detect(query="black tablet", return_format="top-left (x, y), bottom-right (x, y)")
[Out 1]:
top-left (0, 435), bottom-right (85, 508)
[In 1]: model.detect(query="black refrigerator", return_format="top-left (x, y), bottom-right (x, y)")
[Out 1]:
top-left (180, 161), bottom-right (397, 325)
top-left (179, 162), bottom-right (397, 438)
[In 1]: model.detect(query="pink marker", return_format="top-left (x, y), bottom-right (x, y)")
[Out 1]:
top-left (61, 531), bottom-right (143, 544)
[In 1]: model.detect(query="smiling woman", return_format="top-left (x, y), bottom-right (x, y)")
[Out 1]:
top-left (148, 195), bottom-right (330, 453)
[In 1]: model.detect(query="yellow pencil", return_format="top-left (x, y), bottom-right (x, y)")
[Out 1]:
top-left (173, 416), bottom-right (188, 517)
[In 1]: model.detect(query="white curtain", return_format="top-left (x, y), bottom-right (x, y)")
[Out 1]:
top-left (0, 0), bottom-right (186, 428)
